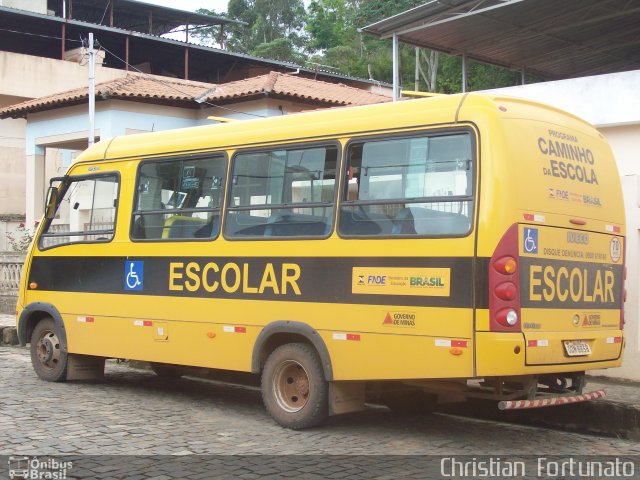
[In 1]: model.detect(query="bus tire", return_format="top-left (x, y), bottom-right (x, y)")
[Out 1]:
top-left (150, 362), bottom-right (183, 379)
top-left (261, 343), bottom-right (328, 430)
top-left (30, 317), bottom-right (68, 382)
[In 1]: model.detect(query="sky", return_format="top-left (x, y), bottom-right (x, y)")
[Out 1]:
top-left (140, 0), bottom-right (229, 13)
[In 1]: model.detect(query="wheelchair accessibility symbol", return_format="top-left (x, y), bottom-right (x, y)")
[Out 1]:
top-left (523, 228), bottom-right (538, 254)
top-left (124, 261), bottom-right (144, 291)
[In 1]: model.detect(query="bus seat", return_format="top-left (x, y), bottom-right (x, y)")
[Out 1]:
top-left (392, 208), bottom-right (417, 235)
top-left (408, 207), bottom-right (470, 236)
top-left (339, 208), bottom-right (393, 236)
top-left (265, 212), bottom-right (330, 237)
top-left (224, 212), bottom-right (268, 237)
top-left (162, 215), bottom-right (207, 239)
top-left (133, 214), bottom-right (166, 239)
top-left (194, 215), bottom-right (220, 238)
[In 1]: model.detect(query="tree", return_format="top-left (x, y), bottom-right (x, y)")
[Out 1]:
top-left (253, 38), bottom-right (304, 63)
top-left (306, 0), bottom-right (353, 51)
top-left (194, 0), bottom-right (536, 93)
top-left (197, 0), bottom-right (306, 55)
top-left (192, 8), bottom-right (226, 48)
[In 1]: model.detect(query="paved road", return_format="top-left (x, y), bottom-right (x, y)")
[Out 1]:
top-left (1, 346), bottom-right (638, 479)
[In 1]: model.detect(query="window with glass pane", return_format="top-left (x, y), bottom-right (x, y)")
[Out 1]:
top-left (339, 132), bottom-right (474, 237)
top-left (226, 145), bottom-right (337, 238)
top-left (131, 156), bottom-right (226, 240)
top-left (40, 175), bottom-right (118, 249)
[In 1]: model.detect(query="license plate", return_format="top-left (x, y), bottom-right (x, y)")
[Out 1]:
top-left (563, 340), bottom-right (592, 356)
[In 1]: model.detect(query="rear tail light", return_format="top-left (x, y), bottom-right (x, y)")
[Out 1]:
top-left (495, 282), bottom-right (517, 301)
top-left (496, 308), bottom-right (519, 326)
top-left (494, 256), bottom-right (517, 275)
top-left (620, 247), bottom-right (626, 329)
top-left (489, 224), bottom-right (521, 332)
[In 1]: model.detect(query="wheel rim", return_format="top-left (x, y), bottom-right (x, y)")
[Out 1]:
top-left (272, 360), bottom-right (310, 413)
top-left (35, 329), bottom-right (61, 371)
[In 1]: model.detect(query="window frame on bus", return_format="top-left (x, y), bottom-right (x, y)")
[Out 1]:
top-left (223, 141), bottom-right (342, 241)
top-left (38, 171), bottom-right (121, 251)
top-left (337, 127), bottom-right (477, 239)
top-left (129, 152), bottom-right (228, 243)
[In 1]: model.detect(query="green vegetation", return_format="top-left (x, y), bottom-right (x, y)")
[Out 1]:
top-left (194, 0), bottom-right (539, 92)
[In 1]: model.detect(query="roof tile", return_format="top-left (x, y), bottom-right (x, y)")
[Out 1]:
top-left (0, 71), bottom-right (390, 118)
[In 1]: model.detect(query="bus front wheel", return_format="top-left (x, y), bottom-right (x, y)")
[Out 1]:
top-left (30, 317), bottom-right (68, 382)
top-left (261, 343), bottom-right (328, 429)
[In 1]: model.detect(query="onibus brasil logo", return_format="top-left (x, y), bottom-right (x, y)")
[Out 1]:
top-left (8, 456), bottom-right (73, 479)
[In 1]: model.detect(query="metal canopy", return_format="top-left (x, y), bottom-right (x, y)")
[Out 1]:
top-left (362, 0), bottom-right (640, 80)
top-left (0, 6), bottom-right (382, 87)
top-left (47, 0), bottom-right (244, 36)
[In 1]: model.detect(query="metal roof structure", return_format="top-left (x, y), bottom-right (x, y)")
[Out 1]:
top-left (0, 3), bottom-right (386, 88)
top-left (47, 0), bottom-right (243, 37)
top-left (362, 0), bottom-right (640, 95)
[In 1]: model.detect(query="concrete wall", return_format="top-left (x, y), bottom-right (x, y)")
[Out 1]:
top-left (0, 51), bottom-right (125, 100)
top-left (0, 217), bottom-right (26, 251)
top-left (0, 51), bottom-right (127, 217)
top-left (487, 70), bottom-right (640, 381)
top-left (0, 0), bottom-right (46, 14)
top-left (487, 70), bottom-right (640, 129)
top-left (0, 117), bottom-right (26, 214)
top-left (613, 175), bottom-right (640, 379)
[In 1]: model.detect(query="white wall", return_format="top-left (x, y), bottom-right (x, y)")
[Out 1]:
top-left (0, 51), bottom-right (126, 99)
top-left (487, 70), bottom-right (640, 381)
top-left (487, 70), bottom-right (640, 129)
top-left (23, 97), bottom-right (289, 226)
top-left (0, 0), bottom-right (46, 14)
top-left (0, 117), bottom-right (26, 214)
top-left (0, 51), bottom-right (127, 217)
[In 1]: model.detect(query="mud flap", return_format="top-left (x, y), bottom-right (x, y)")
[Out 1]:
top-left (328, 381), bottom-right (366, 416)
top-left (67, 354), bottom-right (105, 381)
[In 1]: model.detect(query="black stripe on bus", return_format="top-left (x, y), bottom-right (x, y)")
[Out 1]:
top-left (29, 256), bottom-right (477, 309)
top-left (520, 257), bottom-right (623, 309)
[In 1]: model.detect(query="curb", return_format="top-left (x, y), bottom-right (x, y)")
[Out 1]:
top-left (0, 326), bottom-right (19, 346)
top-left (436, 395), bottom-right (640, 440)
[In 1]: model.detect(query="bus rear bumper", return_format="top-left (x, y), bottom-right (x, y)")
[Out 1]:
top-left (475, 331), bottom-right (624, 377)
top-left (498, 389), bottom-right (606, 410)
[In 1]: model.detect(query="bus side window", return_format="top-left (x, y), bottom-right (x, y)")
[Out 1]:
top-left (131, 156), bottom-right (226, 241)
top-left (225, 145), bottom-right (338, 239)
top-left (39, 174), bottom-right (119, 249)
top-left (338, 131), bottom-right (474, 238)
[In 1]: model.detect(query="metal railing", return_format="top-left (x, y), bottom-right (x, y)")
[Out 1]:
top-left (0, 253), bottom-right (25, 292)
top-left (0, 252), bottom-right (26, 314)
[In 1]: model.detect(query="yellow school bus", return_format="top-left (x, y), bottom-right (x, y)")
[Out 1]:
top-left (16, 93), bottom-right (626, 429)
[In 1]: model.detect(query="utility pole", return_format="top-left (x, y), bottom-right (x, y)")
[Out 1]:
top-left (392, 33), bottom-right (399, 101)
top-left (88, 32), bottom-right (95, 147)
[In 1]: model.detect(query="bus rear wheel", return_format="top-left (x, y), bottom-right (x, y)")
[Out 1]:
top-left (261, 343), bottom-right (328, 429)
top-left (30, 317), bottom-right (68, 382)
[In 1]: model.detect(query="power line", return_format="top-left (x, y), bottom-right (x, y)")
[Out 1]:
top-left (0, 27), bottom-right (82, 43)
top-left (95, 40), bottom-right (266, 119)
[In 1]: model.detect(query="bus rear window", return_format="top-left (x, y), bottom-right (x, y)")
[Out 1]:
top-left (339, 132), bottom-right (474, 237)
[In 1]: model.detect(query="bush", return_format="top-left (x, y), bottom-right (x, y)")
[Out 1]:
top-left (6, 222), bottom-right (36, 252)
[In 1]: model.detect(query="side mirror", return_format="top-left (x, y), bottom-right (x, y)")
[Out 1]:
top-left (45, 187), bottom-right (59, 220)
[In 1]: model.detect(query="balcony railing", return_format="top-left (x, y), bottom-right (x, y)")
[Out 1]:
top-left (0, 252), bottom-right (26, 314)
